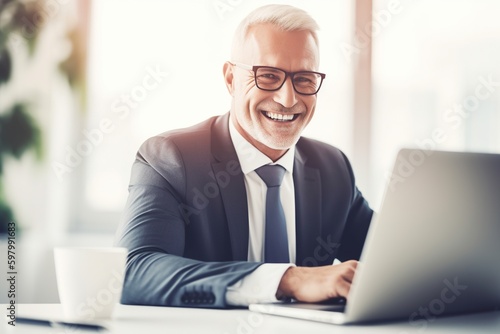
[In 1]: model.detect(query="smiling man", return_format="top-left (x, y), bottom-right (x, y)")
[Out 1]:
top-left (115, 4), bottom-right (373, 308)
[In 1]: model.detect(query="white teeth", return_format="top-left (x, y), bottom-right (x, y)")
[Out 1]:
top-left (265, 111), bottom-right (294, 121)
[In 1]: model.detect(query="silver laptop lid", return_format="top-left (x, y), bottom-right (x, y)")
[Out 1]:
top-left (346, 149), bottom-right (500, 324)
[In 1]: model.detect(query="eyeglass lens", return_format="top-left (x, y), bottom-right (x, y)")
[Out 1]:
top-left (255, 67), bottom-right (323, 95)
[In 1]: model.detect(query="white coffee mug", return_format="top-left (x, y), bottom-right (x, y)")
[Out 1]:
top-left (54, 247), bottom-right (127, 321)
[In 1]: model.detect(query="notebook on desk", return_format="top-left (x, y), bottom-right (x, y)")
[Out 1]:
top-left (250, 149), bottom-right (500, 325)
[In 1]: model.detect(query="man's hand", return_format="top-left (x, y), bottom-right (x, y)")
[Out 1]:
top-left (276, 260), bottom-right (358, 303)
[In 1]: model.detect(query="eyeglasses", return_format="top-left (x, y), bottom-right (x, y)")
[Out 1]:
top-left (230, 62), bottom-right (326, 95)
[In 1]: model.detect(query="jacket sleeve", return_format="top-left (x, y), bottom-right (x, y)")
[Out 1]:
top-left (114, 138), bottom-right (262, 308)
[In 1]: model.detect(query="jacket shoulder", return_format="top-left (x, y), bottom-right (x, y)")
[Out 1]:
top-left (137, 115), bottom-right (221, 163)
top-left (296, 136), bottom-right (355, 185)
top-left (132, 116), bottom-right (219, 186)
top-left (296, 136), bottom-right (347, 162)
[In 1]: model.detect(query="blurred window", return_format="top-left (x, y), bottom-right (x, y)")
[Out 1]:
top-left (371, 0), bottom-right (500, 209)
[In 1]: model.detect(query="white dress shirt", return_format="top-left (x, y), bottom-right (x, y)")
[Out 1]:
top-left (225, 117), bottom-right (296, 306)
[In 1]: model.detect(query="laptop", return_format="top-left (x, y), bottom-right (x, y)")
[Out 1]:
top-left (250, 149), bottom-right (500, 325)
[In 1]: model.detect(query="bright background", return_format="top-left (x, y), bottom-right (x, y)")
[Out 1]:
top-left (1, 0), bottom-right (499, 303)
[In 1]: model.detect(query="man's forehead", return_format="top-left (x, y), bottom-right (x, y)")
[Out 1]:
top-left (240, 23), bottom-right (319, 68)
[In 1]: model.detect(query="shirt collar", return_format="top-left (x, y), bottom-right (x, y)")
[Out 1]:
top-left (228, 116), bottom-right (295, 175)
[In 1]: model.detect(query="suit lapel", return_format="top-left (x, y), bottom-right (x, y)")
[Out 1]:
top-left (211, 113), bottom-right (249, 261)
top-left (294, 146), bottom-right (322, 266)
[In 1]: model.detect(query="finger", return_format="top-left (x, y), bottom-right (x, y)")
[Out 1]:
top-left (340, 265), bottom-right (357, 283)
top-left (344, 260), bottom-right (359, 269)
top-left (334, 278), bottom-right (352, 298)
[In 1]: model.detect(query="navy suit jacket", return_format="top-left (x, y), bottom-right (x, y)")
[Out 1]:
top-left (115, 113), bottom-right (373, 308)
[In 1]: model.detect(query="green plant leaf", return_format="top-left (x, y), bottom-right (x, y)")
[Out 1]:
top-left (0, 48), bottom-right (11, 84)
top-left (0, 199), bottom-right (14, 235)
top-left (0, 103), bottom-right (42, 159)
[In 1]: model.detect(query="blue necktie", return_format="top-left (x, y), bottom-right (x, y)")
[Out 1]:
top-left (255, 165), bottom-right (290, 263)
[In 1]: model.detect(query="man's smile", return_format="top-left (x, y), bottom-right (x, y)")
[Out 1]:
top-left (261, 110), bottom-right (300, 122)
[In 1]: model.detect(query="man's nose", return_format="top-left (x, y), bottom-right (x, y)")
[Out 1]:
top-left (273, 77), bottom-right (298, 108)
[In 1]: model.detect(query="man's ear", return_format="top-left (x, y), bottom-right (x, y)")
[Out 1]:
top-left (223, 62), bottom-right (235, 96)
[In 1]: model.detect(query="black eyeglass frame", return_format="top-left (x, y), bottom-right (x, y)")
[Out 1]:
top-left (230, 62), bottom-right (326, 96)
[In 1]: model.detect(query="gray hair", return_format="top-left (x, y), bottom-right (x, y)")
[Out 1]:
top-left (231, 4), bottom-right (320, 61)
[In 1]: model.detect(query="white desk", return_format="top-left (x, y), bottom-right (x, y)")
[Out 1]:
top-left (5, 304), bottom-right (500, 333)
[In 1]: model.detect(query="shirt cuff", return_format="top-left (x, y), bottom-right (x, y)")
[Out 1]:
top-left (225, 263), bottom-right (295, 307)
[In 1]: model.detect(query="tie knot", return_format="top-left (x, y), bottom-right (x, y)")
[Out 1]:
top-left (255, 165), bottom-right (286, 188)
